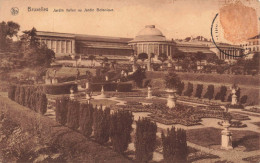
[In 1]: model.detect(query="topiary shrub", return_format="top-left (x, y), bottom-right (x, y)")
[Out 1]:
top-left (183, 82), bottom-right (193, 97)
top-left (135, 118), bottom-right (157, 162)
top-left (240, 95), bottom-right (248, 104)
top-left (110, 110), bottom-right (133, 154)
top-left (161, 127), bottom-right (188, 163)
top-left (79, 103), bottom-right (94, 137)
top-left (93, 106), bottom-right (110, 144)
top-left (214, 86), bottom-right (227, 102)
top-left (177, 82), bottom-right (185, 96)
top-left (203, 85), bottom-right (214, 100)
top-left (195, 84), bottom-right (203, 98)
top-left (8, 85), bottom-right (16, 101)
top-left (67, 100), bottom-right (80, 130)
top-left (55, 96), bottom-right (69, 125)
top-left (36, 92), bottom-right (48, 114)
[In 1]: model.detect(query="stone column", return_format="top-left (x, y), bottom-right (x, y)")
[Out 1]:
top-left (54, 40), bottom-right (57, 53)
top-left (166, 44), bottom-right (169, 56)
top-left (67, 41), bottom-right (71, 54)
top-left (72, 40), bottom-right (75, 54)
top-left (158, 44), bottom-right (160, 55)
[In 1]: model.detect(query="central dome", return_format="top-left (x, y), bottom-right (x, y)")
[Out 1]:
top-left (130, 25), bottom-right (166, 42)
top-left (137, 25), bottom-right (164, 36)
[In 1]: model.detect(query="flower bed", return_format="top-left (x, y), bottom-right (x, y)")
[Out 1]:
top-left (113, 103), bottom-right (227, 126)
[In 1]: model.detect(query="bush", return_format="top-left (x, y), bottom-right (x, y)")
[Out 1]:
top-left (183, 82), bottom-right (193, 97)
top-left (110, 110), bottom-right (133, 154)
top-left (161, 127), bottom-right (188, 163)
top-left (203, 85), bottom-right (214, 100)
top-left (36, 92), bottom-right (47, 114)
top-left (195, 84), bottom-right (203, 98)
top-left (8, 85), bottom-right (16, 101)
top-left (215, 86), bottom-right (227, 102)
top-left (55, 96), bottom-right (69, 125)
top-left (79, 103), bottom-right (94, 137)
top-left (135, 118), bottom-right (157, 162)
top-left (177, 82), bottom-right (185, 96)
top-left (93, 106), bottom-right (110, 144)
top-left (42, 83), bottom-right (78, 95)
top-left (240, 95), bottom-right (248, 104)
top-left (67, 100), bottom-right (80, 130)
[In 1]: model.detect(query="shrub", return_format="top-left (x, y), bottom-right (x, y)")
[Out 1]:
top-left (93, 106), bottom-right (110, 144)
top-left (110, 110), bottom-right (133, 154)
top-left (240, 95), bottom-right (248, 104)
top-left (67, 100), bottom-right (80, 130)
top-left (79, 103), bottom-right (94, 137)
top-left (14, 86), bottom-right (20, 103)
top-left (36, 92), bottom-right (47, 114)
top-left (8, 85), bottom-right (16, 101)
top-left (55, 96), bottom-right (69, 125)
top-left (183, 82), bottom-right (193, 97)
top-left (215, 86), bottom-right (227, 102)
top-left (195, 84), bottom-right (203, 98)
top-left (203, 85), bottom-right (214, 100)
top-left (177, 82), bottom-right (185, 96)
top-left (161, 127), bottom-right (188, 163)
top-left (135, 118), bottom-right (157, 162)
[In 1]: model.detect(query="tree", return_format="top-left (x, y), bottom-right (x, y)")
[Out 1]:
top-left (203, 85), bottom-right (214, 100)
top-left (195, 84), bottom-right (203, 98)
top-left (20, 27), bottom-right (55, 67)
top-left (88, 55), bottom-right (96, 67)
top-left (135, 118), bottom-right (157, 162)
top-left (0, 21), bottom-right (20, 50)
top-left (214, 86), bottom-right (227, 102)
top-left (79, 103), bottom-right (94, 137)
top-left (67, 100), bottom-right (80, 130)
top-left (164, 71), bottom-right (182, 90)
top-left (184, 82), bottom-right (193, 97)
top-left (129, 66), bottom-right (146, 88)
top-left (74, 55), bottom-right (80, 67)
top-left (110, 110), bottom-right (133, 154)
top-left (158, 53), bottom-right (168, 64)
top-left (161, 127), bottom-right (188, 163)
top-left (55, 96), bottom-right (69, 125)
top-left (93, 106), bottom-right (110, 144)
top-left (172, 50), bottom-right (185, 63)
top-left (138, 53), bottom-right (148, 62)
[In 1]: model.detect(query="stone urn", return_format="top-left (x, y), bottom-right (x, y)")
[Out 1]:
top-left (166, 89), bottom-right (177, 109)
top-left (221, 120), bottom-right (233, 150)
top-left (70, 88), bottom-right (75, 100)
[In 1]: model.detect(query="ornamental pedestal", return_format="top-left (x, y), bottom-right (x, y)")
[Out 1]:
top-left (166, 89), bottom-right (177, 109)
top-left (146, 87), bottom-right (153, 99)
top-left (221, 121), bottom-right (233, 150)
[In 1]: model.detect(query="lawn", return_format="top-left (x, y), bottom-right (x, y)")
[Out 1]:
top-left (187, 127), bottom-right (260, 151)
top-left (90, 99), bottom-right (118, 107)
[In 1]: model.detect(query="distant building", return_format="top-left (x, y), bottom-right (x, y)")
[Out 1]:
top-left (240, 34), bottom-right (260, 53)
top-left (36, 25), bottom-right (243, 61)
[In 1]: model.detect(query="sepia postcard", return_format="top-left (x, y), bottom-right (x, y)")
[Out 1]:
top-left (0, 0), bottom-right (260, 162)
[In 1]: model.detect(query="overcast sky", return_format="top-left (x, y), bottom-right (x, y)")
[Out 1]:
top-left (0, 0), bottom-right (259, 40)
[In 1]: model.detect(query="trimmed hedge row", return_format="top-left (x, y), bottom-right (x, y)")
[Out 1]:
top-left (41, 83), bottom-right (78, 95)
top-left (8, 85), bottom-right (47, 114)
top-left (90, 82), bottom-right (132, 92)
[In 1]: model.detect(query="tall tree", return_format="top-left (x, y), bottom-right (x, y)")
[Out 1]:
top-left (158, 53), bottom-right (168, 64)
top-left (0, 21), bottom-right (20, 50)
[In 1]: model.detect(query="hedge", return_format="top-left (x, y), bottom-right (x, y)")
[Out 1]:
top-left (55, 96), bottom-right (69, 125)
top-left (90, 82), bottom-right (132, 92)
top-left (41, 83), bottom-right (78, 95)
top-left (8, 85), bottom-right (47, 115)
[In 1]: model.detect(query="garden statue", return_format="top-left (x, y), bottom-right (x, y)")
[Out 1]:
top-left (221, 120), bottom-right (233, 150)
top-left (97, 85), bottom-right (106, 98)
top-left (70, 88), bottom-right (75, 100)
top-left (105, 75), bottom-right (109, 81)
top-left (86, 81), bottom-right (89, 89)
top-left (230, 84), bottom-right (239, 105)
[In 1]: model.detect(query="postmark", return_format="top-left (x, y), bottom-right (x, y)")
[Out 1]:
top-left (10, 7), bottom-right (19, 16)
